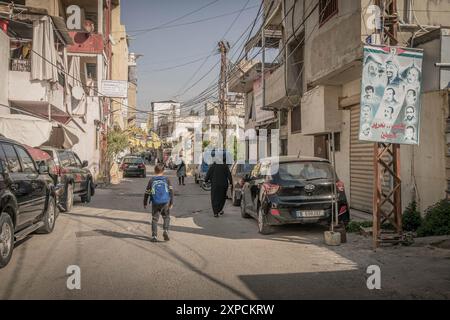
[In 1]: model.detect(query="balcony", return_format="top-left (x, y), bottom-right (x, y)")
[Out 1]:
top-left (8, 70), bottom-right (69, 123)
top-left (67, 32), bottom-right (104, 55)
top-left (265, 65), bottom-right (301, 109)
top-left (301, 85), bottom-right (342, 135)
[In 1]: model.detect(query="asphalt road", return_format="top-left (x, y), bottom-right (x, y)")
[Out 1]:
top-left (1, 168), bottom-right (449, 299)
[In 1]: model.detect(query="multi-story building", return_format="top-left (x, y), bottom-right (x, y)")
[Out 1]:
top-left (230, 0), bottom-right (450, 214)
top-left (0, 0), bottom-right (124, 182)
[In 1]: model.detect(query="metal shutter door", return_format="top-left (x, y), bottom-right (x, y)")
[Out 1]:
top-left (350, 105), bottom-right (374, 213)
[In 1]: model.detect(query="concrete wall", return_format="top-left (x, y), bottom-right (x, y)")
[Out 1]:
top-left (71, 97), bottom-right (102, 181)
top-left (0, 31), bottom-right (9, 115)
top-left (127, 82), bottom-right (137, 127)
top-left (26, 0), bottom-right (62, 16)
top-left (400, 91), bottom-right (449, 213)
top-left (111, 2), bottom-right (128, 129)
top-left (397, 0), bottom-right (450, 26)
top-left (304, 0), bottom-right (362, 85)
top-left (301, 85), bottom-right (342, 135)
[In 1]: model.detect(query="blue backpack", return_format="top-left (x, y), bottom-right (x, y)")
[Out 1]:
top-left (150, 176), bottom-right (170, 205)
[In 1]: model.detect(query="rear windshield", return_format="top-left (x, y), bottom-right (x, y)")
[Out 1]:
top-left (124, 157), bottom-right (143, 164)
top-left (277, 162), bottom-right (334, 182)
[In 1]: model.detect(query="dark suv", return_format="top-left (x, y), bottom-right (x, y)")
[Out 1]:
top-left (241, 156), bottom-right (350, 234)
top-left (0, 137), bottom-right (58, 268)
top-left (40, 147), bottom-right (95, 213)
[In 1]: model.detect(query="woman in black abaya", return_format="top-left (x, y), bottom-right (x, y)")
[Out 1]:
top-left (205, 155), bottom-right (232, 217)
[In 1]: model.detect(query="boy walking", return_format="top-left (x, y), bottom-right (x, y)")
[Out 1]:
top-left (144, 164), bottom-right (174, 242)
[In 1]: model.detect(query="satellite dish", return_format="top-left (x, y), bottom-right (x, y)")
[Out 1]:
top-left (72, 86), bottom-right (85, 100)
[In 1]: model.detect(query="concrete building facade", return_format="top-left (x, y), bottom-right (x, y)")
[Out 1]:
top-left (229, 0), bottom-right (450, 214)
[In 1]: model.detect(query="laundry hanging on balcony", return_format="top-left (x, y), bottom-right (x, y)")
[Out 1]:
top-left (31, 16), bottom-right (59, 82)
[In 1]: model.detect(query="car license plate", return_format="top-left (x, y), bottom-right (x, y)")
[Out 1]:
top-left (129, 165), bottom-right (137, 169)
top-left (296, 210), bottom-right (324, 218)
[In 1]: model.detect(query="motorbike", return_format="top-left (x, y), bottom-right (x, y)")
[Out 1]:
top-left (200, 179), bottom-right (211, 191)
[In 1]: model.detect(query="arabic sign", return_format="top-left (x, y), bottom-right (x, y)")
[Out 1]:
top-left (101, 80), bottom-right (128, 98)
top-left (359, 45), bottom-right (424, 145)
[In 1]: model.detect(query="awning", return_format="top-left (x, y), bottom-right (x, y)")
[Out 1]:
top-left (0, 114), bottom-right (53, 146)
top-left (42, 125), bottom-right (79, 149)
top-left (10, 100), bottom-right (71, 124)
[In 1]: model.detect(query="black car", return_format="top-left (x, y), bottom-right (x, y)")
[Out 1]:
top-left (0, 137), bottom-right (58, 268)
top-left (39, 147), bottom-right (95, 213)
top-left (240, 156), bottom-right (350, 235)
top-left (120, 156), bottom-right (146, 178)
top-left (228, 162), bottom-right (255, 206)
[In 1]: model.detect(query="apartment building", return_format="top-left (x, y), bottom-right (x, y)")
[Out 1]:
top-left (230, 0), bottom-right (450, 214)
top-left (0, 0), bottom-right (128, 181)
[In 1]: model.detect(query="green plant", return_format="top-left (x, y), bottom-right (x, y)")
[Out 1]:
top-left (417, 200), bottom-right (450, 237)
top-left (402, 201), bottom-right (422, 232)
top-left (346, 221), bottom-right (373, 233)
top-left (107, 129), bottom-right (129, 162)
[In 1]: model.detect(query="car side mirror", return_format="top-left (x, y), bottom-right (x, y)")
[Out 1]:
top-left (82, 160), bottom-right (88, 168)
top-left (39, 165), bottom-right (49, 174)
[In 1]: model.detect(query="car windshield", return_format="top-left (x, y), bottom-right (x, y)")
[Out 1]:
top-left (123, 158), bottom-right (143, 164)
top-left (277, 162), bottom-right (334, 182)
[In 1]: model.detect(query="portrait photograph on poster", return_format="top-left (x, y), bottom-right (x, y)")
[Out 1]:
top-left (359, 45), bottom-right (424, 145)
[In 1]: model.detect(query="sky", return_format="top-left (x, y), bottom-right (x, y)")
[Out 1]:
top-left (121, 0), bottom-right (261, 122)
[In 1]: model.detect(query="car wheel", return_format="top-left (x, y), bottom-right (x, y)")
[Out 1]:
top-left (240, 196), bottom-right (250, 219)
top-left (81, 180), bottom-right (92, 203)
top-left (257, 205), bottom-right (273, 235)
top-left (38, 195), bottom-right (57, 234)
top-left (232, 188), bottom-right (241, 207)
top-left (62, 184), bottom-right (74, 213)
top-left (0, 212), bottom-right (14, 269)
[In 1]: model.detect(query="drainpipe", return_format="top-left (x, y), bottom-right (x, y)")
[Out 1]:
top-left (404, 0), bottom-right (413, 24)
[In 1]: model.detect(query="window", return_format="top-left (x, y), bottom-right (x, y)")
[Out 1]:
top-left (280, 110), bottom-right (288, 126)
top-left (319, 0), bottom-right (338, 25)
top-left (72, 152), bottom-right (83, 167)
top-left (1, 144), bottom-right (22, 173)
top-left (291, 105), bottom-right (302, 133)
top-left (278, 162), bottom-right (334, 182)
top-left (15, 146), bottom-right (37, 173)
top-left (280, 139), bottom-right (288, 156)
top-left (58, 151), bottom-right (73, 167)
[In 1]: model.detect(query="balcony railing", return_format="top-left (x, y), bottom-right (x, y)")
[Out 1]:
top-left (10, 58), bottom-right (31, 72)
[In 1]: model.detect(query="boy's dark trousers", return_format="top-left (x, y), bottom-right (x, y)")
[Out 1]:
top-left (152, 203), bottom-right (170, 237)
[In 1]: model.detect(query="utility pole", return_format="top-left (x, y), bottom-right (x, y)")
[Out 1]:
top-left (218, 41), bottom-right (229, 151)
top-left (372, 0), bottom-right (402, 248)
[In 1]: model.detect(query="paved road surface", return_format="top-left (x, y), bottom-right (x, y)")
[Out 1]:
top-left (1, 168), bottom-right (449, 299)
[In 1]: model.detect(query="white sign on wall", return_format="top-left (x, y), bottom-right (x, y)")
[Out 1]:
top-left (101, 80), bottom-right (128, 98)
top-left (66, 5), bottom-right (81, 30)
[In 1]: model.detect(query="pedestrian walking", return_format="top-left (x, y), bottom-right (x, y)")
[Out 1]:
top-left (205, 154), bottom-right (232, 218)
top-left (177, 156), bottom-right (186, 185)
top-left (144, 164), bottom-right (174, 242)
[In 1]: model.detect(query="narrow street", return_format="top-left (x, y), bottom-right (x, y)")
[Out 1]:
top-left (1, 167), bottom-right (449, 300)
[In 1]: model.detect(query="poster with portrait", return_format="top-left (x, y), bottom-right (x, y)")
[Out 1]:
top-left (359, 45), bottom-right (424, 145)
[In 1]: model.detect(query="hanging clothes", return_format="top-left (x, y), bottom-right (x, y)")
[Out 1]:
top-left (31, 16), bottom-right (58, 82)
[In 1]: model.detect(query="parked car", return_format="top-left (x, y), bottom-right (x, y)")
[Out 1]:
top-left (228, 162), bottom-right (256, 206)
top-left (240, 156), bottom-right (350, 235)
top-left (120, 156), bottom-right (146, 178)
top-left (0, 137), bottom-right (59, 268)
top-left (39, 147), bottom-right (95, 213)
